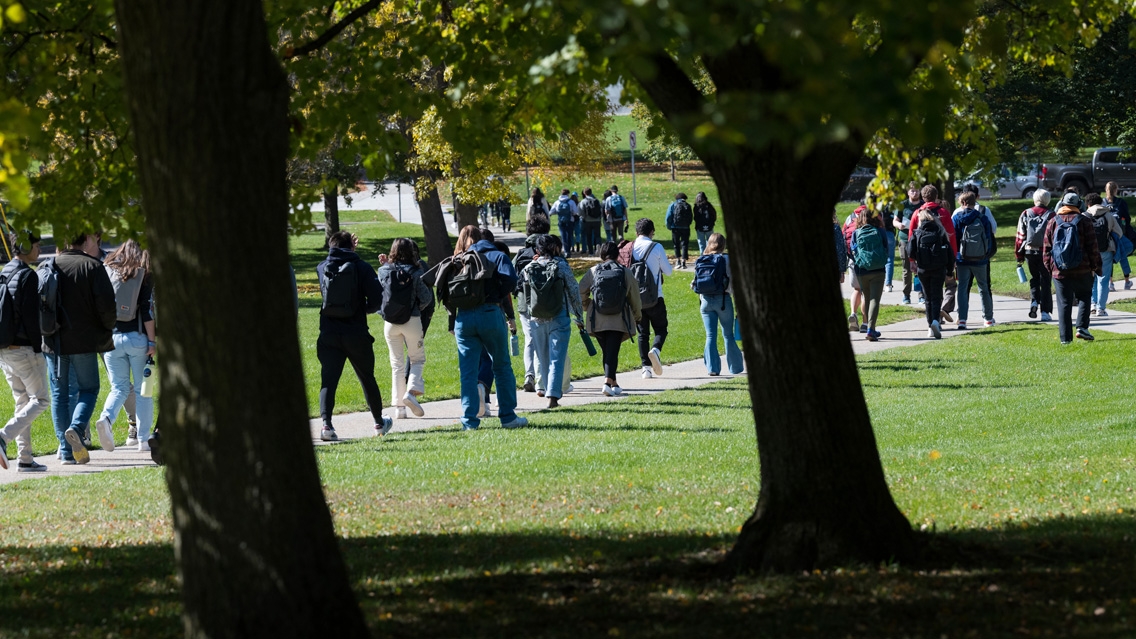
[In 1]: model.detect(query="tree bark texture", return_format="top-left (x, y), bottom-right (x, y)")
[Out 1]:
top-left (115, 1), bottom-right (369, 636)
top-left (456, 200), bottom-right (481, 231)
top-left (415, 178), bottom-right (453, 265)
top-left (631, 53), bottom-right (916, 573)
top-left (323, 185), bottom-right (340, 250)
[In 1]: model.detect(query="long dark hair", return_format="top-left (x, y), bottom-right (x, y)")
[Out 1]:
top-left (694, 192), bottom-right (710, 207)
top-left (388, 238), bottom-right (417, 265)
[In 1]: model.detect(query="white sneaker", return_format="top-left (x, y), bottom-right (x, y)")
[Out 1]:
top-left (930, 320), bottom-right (941, 339)
top-left (375, 416), bottom-right (394, 436)
top-left (983, 319), bottom-right (995, 328)
top-left (641, 367), bottom-right (654, 379)
top-left (565, 383), bottom-right (575, 394)
top-left (95, 417), bottom-right (115, 453)
top-left (395, 407), bottom-right (408, 420)
top-left (611, 385), bottom-right (623, 396)
top-left (648, 347), bottom-right (663, 376)
top-left (885, 284), bottom-right (894, 293)
top-left (125, 425), bottom-right (139, 447)
top-left (1098, 309), bottom-right (1109, 317)
top-left (477, 383), bottom-right (489, 417)
top-left (1040, 312), bottom-right (1053, 321)
top-left (602, 384), bottom-right (614, 396)
top-left (500, 415), bottom-right (528, 429)
top-left (138, 439), bottom-right (151, 452)
top-left (403, 392), bottom-right (424, 417)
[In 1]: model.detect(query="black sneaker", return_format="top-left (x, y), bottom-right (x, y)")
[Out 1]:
top-left (523, 376), bottom-right (536, 393)
top-left (1076, 329), bottom-right (1095, 341)
top-left (17, 460), bottom-right (46, 473)
top-left (1028, 304), bottom-right (1038, 319)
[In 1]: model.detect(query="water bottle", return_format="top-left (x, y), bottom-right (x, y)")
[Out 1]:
top-left (734, 317), bottom-right (742, 341)
top-left (1017, 264), bottom-right (1028, 283)
top-left (578, 326), bottom-right (597, 357)
top-left (140, 356), bottom-right (158, 398)
top-left (510, 330), bottom-right (520, 357)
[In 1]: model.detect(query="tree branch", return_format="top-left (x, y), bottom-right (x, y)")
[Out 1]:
top-left (629, 53), bottom-right (707, 125)
top-left (284, 0), bottom-right (383, 60)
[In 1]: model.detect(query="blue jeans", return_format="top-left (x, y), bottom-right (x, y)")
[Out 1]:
top-left (884, 232), bottom-right (896, 286)
top-left (696, 230), bottom-right (713, 255)
top-left (455, 304), bottom-right (517, 428)
top-left (46, 352), bottom-right (100, 460)
top-left (558, 220), bottom-right (574, 257)
top-left (1093, 250), bottom-right (1115, 309)
top-left (530, 312), bottom-right (572, 398)
top-left (700, 294), bottom-right (744, 375)
top-left (574, 219), bottom-right (583, 247)
top-left (956, 262), bottom-right (993, 322)
top-left (100, 332), bottom-right (155, 442)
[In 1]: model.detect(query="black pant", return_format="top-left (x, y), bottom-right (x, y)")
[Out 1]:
top-left (596, 331), bottom-right (624, 381)
top-left (1025, 253), bottom-right (1053, 313)
top-left (1053, 274), bottom-right (1093, 342)
top-left (317, 331), bottom-right (385, 425)
top-left (637, 297), bottom-right (669, 366)
top-left (583, 221), bottom-right (603, 255)
top-left (672, 229), bottom-right (690, 262)
top-left (920, 271), bottom-right (945, 326)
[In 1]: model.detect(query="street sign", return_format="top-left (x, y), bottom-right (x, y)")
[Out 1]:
top-left (629, 131), bottom-right (637, 150)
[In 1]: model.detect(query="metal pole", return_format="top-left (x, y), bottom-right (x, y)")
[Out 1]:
top-left (397, 183), bottom-right (402, 223)
top-left (631, 147), bottom-right (637, 206)
top-left (525, 165), bottom-right (530, 195)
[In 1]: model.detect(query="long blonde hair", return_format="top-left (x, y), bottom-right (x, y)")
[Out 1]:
top-left (454, 225), bottom-right (482, 254)
top-left (703, 232), bottom-right (726, 255)
top-left (103, 239), bottom-right (149, 281)
top-left (1106, 181), bottom-right (1120, 200)
top-left (917, 209), bottom-right (946, 234)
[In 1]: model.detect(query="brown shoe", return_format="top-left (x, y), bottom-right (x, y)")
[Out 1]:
top-left (548, 397), bottom-right (560, 408)
top-left (940, 311), bottom-right (953, 323)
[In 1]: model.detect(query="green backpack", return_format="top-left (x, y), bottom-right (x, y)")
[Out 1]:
top-left (852, 226), bottom-right (888, 271)
top-left (525, 259), bottom-right (566, 319)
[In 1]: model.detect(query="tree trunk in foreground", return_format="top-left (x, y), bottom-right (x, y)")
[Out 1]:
top-left (323, 185), bottom-right (341, 250)
top-left (456, 200), bottom-right (481, 231)
top-left (416, 178), bottom-right (453, 265)
top-left (707, 142), bottom-right (917, 573)
top-left (115, 1), bottom-right (369, 636)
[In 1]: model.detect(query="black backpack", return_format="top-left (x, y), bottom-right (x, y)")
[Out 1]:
top-left (1093, 214), bottom-right (1110, 251)
top-left (513, 245), bottom-right (536, 296)
top-left (580, 196), bottom-right (603, 222)
top-left (37, 257), bottom-right (63, 339)
top-left (379, 264), bottom-right (416, 325)
top-left (915, 225), bottom-right (951, 272)
top-left (629, 242), bottom-right (660, 309)
top-left (673, 200), bottom-right (693, 228)
top-left (591, 262), bottom-right (627, 316)
top-left (0, 261), bottom-right (27, 348)
top-left (524, 259), bottom-right (566, 319)
top-left (320, 260), bottom-right (359, 318)
top-left (440, 249), bottom-right (497, 311)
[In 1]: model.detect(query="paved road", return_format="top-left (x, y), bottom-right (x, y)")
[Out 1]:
top-left (309, 182), bottom-right (423, 224)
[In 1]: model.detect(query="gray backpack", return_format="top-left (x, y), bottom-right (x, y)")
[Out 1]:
top-left (107, 266), bottom-right (145, 322)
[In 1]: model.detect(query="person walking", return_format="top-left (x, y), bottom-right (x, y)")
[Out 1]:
top-left (0, 232), bottom-right (49, 472)
top-left (693, 192), bottom-right (717, 255)
top-left (92, 240), bottom-right (157, 452)
top-left (600, 189), bottom-right (615, 243)
top-left (833, 211), bottom-right (847, 284)
top-left (665, 192), bottom-right (693, 269)
top-left (316, 231), bottom-right (393, 441)
top-left (550, 189), bottom-right (579, 258)
top-left (692, 233), bottom-right (744, 375)
top-left (46, 232), bottom-right (117, 465)
top-left (513, 215), bottom-right (550, 393)
top-left (571, 191), bottom-right (584, 255)
top-left (579, 187), bottom-right (604, 256)
top-left (1086, 192), bottom-right (1124, 317)
top-left (912, 185), bottom-right (958, 325)
top-left (1014, 189), bottom-right (1055, 322)
top-left (427, 226), bottom-right (526, 430)
top-left (1044, 192), bottom-right (1102, 343)
top-left (908, 210), bottom-right (952, 338)
top-left (619, 218), bottom-right (673, 378)
top-left (843, 204), bottom-right (865, 331)
top-left (526, 187), bottom-right (550, 221)
top-left (893, 182), bottom-right (922, 304)
top-left (378, 238), bottom-right (434, 420)
top-left (521, 234), bottom-right (582, 409)
top-left (579, 242), bottom-right (642, 396)
top-left (851, 208), bottom-right (889, 341)
top-left (497, 197), bottom-right (513, 232)
top-left (952, 190), bottom-right (997, 329)
top-left (1104, 181), bottom-right (1132, 290)
top-left (606, 185), bottom-right (629, 242)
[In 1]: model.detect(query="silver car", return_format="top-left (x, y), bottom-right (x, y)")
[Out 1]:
top-left (955, 167), bottom-right (1040, 200)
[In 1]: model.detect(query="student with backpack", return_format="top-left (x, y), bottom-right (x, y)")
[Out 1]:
top-left (692, 233), bottom-right (744, 375)
top-left (425, 226), bottom-right (527, 429)
top-left (912, 185), bottom-right (958, 325)
top-left (619, 218), bottom-right (673, 377)
top-left (951, 190), bottom-right (997, 329)
top-left (91, 240), bottom-right (157, 453)
top-left (579, 188), bottom-right (604, 256)
top-left (377, 238), bottom-right (434, 420)
top-left (1104, 181), bottom-right (1133, 290)
top-left (843, 204), bottom-right (869, 332)
top-left (908, 210), bottom-right (953, 338)
top-left (521, 234), bottom-right (582, 409)
top-left (579, 242), bottom-right (642, 396)
top-left (316, 231), bottom-right (392, 441)
top-left (606, 186), bottom-right (629, 243)
top-left (893, 182), bottom-right (922, 304)
top-left (550, 188), bottom-right (579, 258)
top-left (1015, 189), bottom-right (1055, 321)
top-left (526, 187), bottom-right (550, 222)
top-left (0, 232), bottom-right (49, 472)
top-left (513, 215), bottom-right (549, 392)
top-left (1085, 192), bottom-right (1124, 316)
top-left (1043, 192), bottom-right (1102, 343)
top-left (693, 192), bottom-right (718, 255)
top-left (571, 192), bottom-right (584, 255)
top-left (851, 208), bottom-right (889, 341)
top-left (665, 192), bottom-right (693, 269)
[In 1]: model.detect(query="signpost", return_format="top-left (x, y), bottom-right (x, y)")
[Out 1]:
top-left (629, 131), bottom-right (638, 206)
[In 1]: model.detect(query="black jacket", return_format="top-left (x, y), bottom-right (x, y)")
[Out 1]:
top-left (54, 250), bottom-right (117, 355)
top-left (316, 248), bottom-right (382, 335)
top-left (1, 258), bottom-right (42, 352)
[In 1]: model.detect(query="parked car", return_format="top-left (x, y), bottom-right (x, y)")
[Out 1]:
top-left (840, 166), bottom-right (875, 201)
top-left (1041, 147), bottom-right (1136, 195)
top-left (954, 167), bottom-right (1040, 200)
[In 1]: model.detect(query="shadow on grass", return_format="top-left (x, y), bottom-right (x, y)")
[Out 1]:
top-left (4, 515), bottom-right (1134, 637)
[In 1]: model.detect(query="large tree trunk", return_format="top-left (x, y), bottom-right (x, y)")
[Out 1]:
top-left (456, 200), bottom-right (481, 230)
top-left (115, 1), bottom-right (369, 636)
top-left (323, 184), bottom-right (340, 250)
top-left (415, 178), bottom-right (453, 265)
top-left (706, 141), bottom-right (917, 573)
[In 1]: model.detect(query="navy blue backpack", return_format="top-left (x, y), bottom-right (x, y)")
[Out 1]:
top-left (1052, 218), bottom-right (1083, 271)
top-left (691, 253), bottom-right (730, 300)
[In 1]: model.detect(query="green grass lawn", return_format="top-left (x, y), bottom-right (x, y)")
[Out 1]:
top-left (3, 325), bottom-right (1135, 637)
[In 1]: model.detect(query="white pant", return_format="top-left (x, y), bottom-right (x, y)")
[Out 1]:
top-left (384, 317), bottom-right (426, 407)
top-left (0, 347), bottom-right (50, 464)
